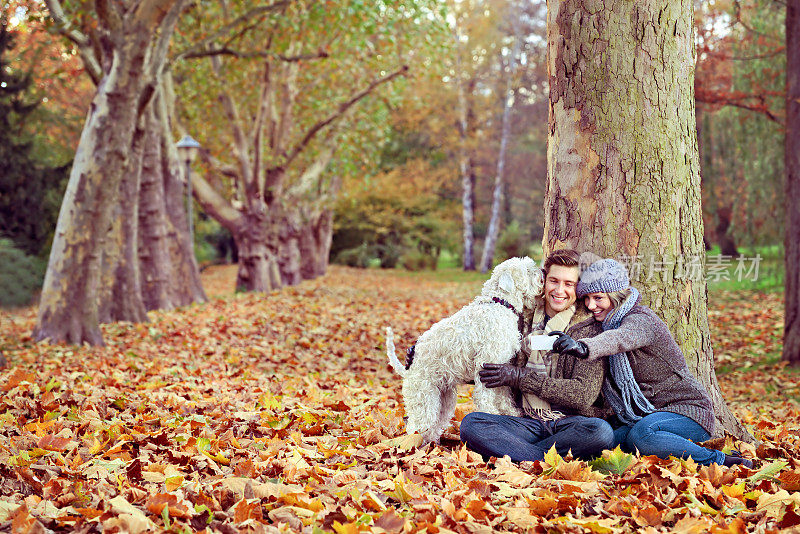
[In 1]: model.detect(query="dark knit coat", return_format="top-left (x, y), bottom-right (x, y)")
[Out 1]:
top-left (574, 304), bottom-right (715, 435)
top-left (516, 309), bottom-right (607, 417)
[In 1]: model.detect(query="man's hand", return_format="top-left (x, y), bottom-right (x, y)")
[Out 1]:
top-left (479, 363), bottom-right (527, 389)
top-left (549, 331), bottom-right (589, 359)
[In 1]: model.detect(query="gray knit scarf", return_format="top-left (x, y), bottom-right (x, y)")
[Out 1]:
top-left (601, 287), bottom-right (656, 425)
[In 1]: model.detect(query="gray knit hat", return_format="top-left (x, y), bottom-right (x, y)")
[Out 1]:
top-left (576, 258), bottom-right (630, 297)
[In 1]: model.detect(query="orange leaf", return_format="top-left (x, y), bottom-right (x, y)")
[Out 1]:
top-left (2, 369), bottom-right (36, 392)
top-left (373, 509), bottom-right (406, 533)
top-left (37, 434), bottom-right (71, 452)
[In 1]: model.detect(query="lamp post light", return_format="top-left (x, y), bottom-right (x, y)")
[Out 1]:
top-left (175, 134), bottom-right (201, 244)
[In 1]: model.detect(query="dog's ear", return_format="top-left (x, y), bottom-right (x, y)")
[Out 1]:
top-left (499, 272), bottom-right (515, 293)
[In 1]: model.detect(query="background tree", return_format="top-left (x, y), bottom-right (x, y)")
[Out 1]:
top-left (479, 10), bottom-right (522, 273)
top-left (34, 0), bottom-right (187, 345)
top-left (175, 0), bottom-right (444, 291)
top-left (376, 0), bottom-right (548, 272)
top-left (694, 0), bottom-right (785, 255)
top-left (784, 0), bottom-right (800, 366)
top-left (543, 0), bottom-right (750, 439)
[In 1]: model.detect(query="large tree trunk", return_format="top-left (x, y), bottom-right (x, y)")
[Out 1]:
top-left (138, 104), bottom-right (175, 311)
top-left (784, 0), bottom-right (800, 366)
top-left (544, 0), bottom-right (750, 440)
top-left (35, 0), bottom-right (183, 345)
top-left (35, 60), bottom-right (149, 345)
top-left (104, 118), bottom-right (148, 324)
top-left (158, 80), bottom-right (206, 306)
top-left (233, 201), bottom-right (280, 293)
top-left (298, 209), bottom-right (334, 280)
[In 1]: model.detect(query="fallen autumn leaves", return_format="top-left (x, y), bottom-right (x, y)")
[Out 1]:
top-left (0, 266), bottom-right (798, 533)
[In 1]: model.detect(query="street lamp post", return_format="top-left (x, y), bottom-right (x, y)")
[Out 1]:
top-left (175, 135), bottom-right (201, 244)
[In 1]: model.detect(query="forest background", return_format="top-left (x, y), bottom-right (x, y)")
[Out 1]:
top-left (1, 0), bottom-right (800, 532)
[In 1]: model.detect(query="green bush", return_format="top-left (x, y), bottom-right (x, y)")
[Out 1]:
top-left (0, 238), bottom-right (45, 308)
top-left (334, 242), bottom-right (375, 268)
top-left (496, 221), bottom-right (528, 262)
top-left (331, 165), bottom-right (458, 271)
top-left (399, 248), bottom-right (438, 271)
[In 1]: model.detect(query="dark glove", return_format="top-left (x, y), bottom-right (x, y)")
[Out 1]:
top-left (479, 363), bottom-right (529, 389)
top-left (549, 331), bottom-right (589, 359)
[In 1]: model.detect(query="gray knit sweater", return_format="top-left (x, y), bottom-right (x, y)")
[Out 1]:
top-left (516, 310), bottom-right (607, 417)
top-left (574, 304), bottom-right (715, 435)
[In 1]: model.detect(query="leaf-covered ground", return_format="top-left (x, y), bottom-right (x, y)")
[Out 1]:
top-left (1, 266), bottom-right (799, 533)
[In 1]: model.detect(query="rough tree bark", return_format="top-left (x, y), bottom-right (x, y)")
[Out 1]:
top-left (157, 77), bottom-right (206, 306)
top-left (102, 118), bottom-right (148, 324)
top-left (784, 0), bottom-right (800, 366)
top-left (35, 0), bottom-right (184, 345)
top-left (544, 0), bottom-right (751, 440)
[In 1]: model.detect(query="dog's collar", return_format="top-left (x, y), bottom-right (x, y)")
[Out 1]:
top-left (491, 297), bottom-right (521, 317)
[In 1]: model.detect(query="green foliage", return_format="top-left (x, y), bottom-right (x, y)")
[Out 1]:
top-left (589, 446), bottom-right (635, 475)
top-left (0, 238), bottom-right (45, 308)
top-left (704, 246), bottom-right (784, 293)
top-left (194, 215), bottom-right (236, 266)
top-left (495, 220), bottom-right (528, 261)
top-left (0, 20), bottom-right (69, 257)
top-left (332, 162), bottom-right (459, 270)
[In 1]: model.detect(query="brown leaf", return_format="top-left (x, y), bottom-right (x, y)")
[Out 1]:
top-left (373, 509), bottom-right (406, 533)
top-left (37, 433), bottom-right (71, 452)
top-left (672, 516), bottom-right (714, 534)
top-left (2, 369), bottom-right (36, 392)
top-left (778, 469), bottom-right (800, 491)
top-left (631, 504), bottom-right (663, 527)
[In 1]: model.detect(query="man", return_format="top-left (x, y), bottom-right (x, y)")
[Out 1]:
top-left (459, 249), bottom-right (613, 462)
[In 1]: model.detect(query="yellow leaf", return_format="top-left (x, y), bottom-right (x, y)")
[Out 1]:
top-left (756, 489), bottom-right (800, 518)
top-left (165, 476), bottom-right (184, 491)
top-left (381, 433), bottom-right (423, 451)
top-left (332, 520), bottom-right (362, 534)
top-left (505, 506), bottom-right (539, 529)
top-left (544, 444), bottom-right (562, 468)
top-left (722, 482), bottom-right (746, 500)
top-left (392, 475), bottom-right (423, 503)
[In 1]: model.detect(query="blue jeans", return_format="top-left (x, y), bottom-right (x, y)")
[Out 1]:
top-left (460, 412), bottom-right (614, 463)
top-left (612, 411), bottom-right (725, 466)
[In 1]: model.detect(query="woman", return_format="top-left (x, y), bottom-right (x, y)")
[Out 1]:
top-left (550, 258), bottom-right (752, 468)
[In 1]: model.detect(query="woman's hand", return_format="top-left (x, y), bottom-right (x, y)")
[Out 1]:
top-left (479, 363), bottom-right (528, 389)
top-left (549, 331), bottom-right (589, 359)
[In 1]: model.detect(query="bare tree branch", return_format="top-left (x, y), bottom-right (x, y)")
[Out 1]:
top-left (43, 0), bottom-right (103, 84)
top-left (148, 0), bottom-right (187, 80)
top-left (95, 0), bottom-right (122, 36)
top-left (732, 0), bottom-right (784, 44)
top-left (178, 47), bottom-right (329, 62)
top-left (700, 48), bottom-right (785, 61)
top-left (170, 1), bottom-right (291, 64)
top-left (696, 90), bottom-right (783, 124)
top-left (281, 65), bottom-right (409, 170)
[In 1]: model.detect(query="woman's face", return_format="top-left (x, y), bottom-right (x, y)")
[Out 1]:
top-left (585, 292), bottom-right (614, 322)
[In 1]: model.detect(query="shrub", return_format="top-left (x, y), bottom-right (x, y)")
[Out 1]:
top-left (332, 160), bottom-right (458, 270)
top-left (496, 221), bottom-right (528, 262)
top-left (399, 248), bottom-right (438, 271)
top-left (334, 243), bottom-right (375, 268)
top-left (0, 238), bottom-right (45, 308)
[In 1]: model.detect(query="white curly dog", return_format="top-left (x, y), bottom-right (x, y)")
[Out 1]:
top-left (386, 256), bottom-right (544, 445)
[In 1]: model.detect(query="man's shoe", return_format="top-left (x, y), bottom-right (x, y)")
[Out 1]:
top-left (722, 450), bottom-right (753, 469)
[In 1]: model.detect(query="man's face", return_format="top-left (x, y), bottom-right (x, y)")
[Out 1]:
top-left (543, 264), bottom-right (580, 316)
